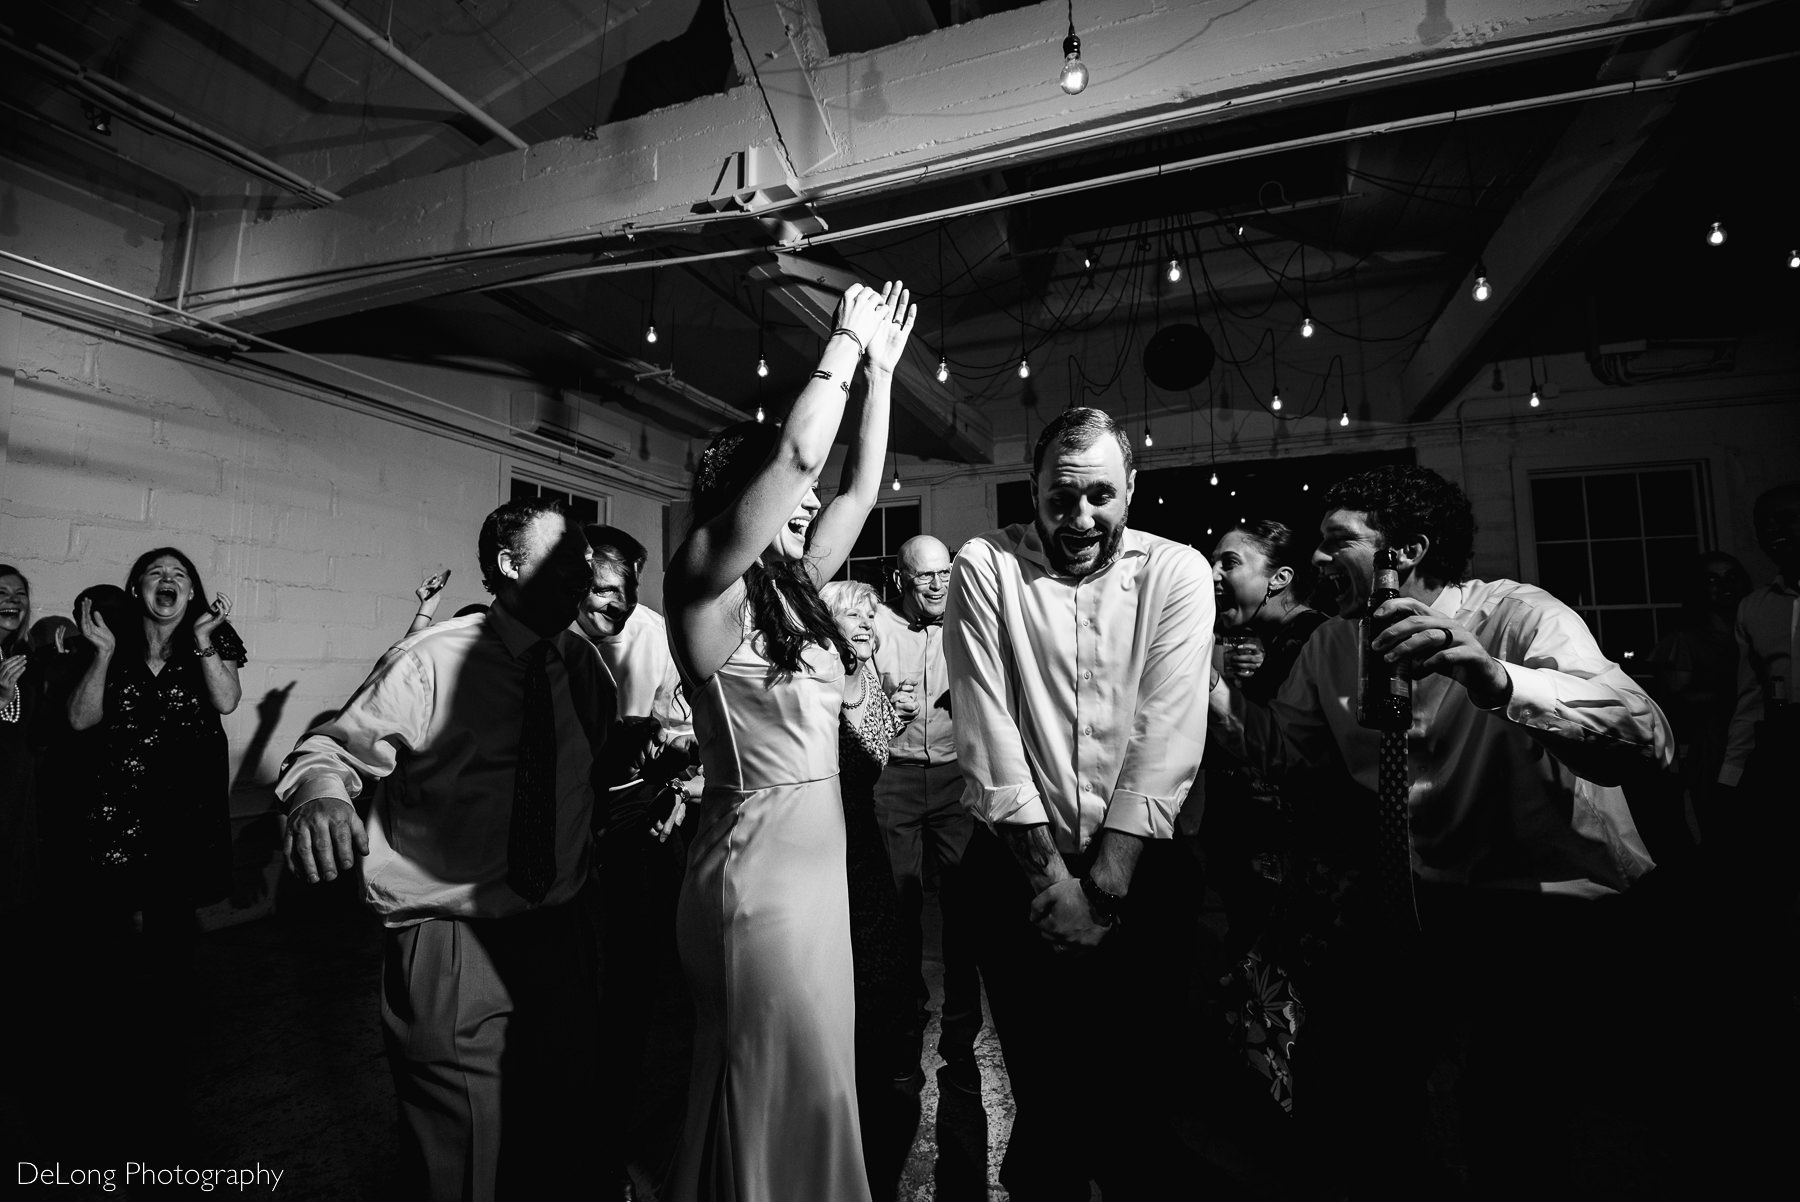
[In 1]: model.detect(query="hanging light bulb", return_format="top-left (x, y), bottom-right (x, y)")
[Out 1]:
top-left (1082, 249), bottom-right (1093, 271)
top-left (755, 404), bottom-right (766, 423)
top-left (755, 356), bottom-right (769, 378)
top-left (1300, 314), bottom-right (1315, 338)
top-left (1529, 384), bottom-right (1542, 408)
top-left (1302, 482), bottom-right (1310, 492)
top-left (1271, 390), bottom-right (1283, 412)
top-left (1166, 257), bottom-right (1182, 283)
top-left (1057, 16), bottom-right (1089, 95)
top-left (1143, 424), bottom-right (1154, 448)
top-left (936, 356), bottom-right (950, 384)
top-left (891, 470), bottom-right (902, 492)
top-left (1789, 249), bottom-right (1799, 269)
top-left (1018, 357), bottom-right (1031, 379)
top-left (1471, 261), bottom-right (1492, 303)
top-left (644, 323), bottom-right (658, 344)
top-left (1707, 221), bottom-right (1726, 247)
top-left (1209, 469), bottom-right (1219, 487)
top-left (1339, 405), bottom-right (1350, 427)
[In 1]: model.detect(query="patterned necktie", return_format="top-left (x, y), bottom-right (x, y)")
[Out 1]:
top-left (508, 640), bottom-right (558, 905)
top-left (1376, 728), bottom-right (1420, 931)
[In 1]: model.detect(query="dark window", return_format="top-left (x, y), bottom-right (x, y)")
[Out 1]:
top-left (836, 502), bottom-right (924, 603)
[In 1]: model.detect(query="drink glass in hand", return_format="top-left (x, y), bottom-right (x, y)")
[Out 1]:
top-left (1221, 633), bottom-right (1264, 681)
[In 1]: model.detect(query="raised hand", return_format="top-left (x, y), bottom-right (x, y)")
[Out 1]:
top-left (0, 654), bottom-right (26, 708)
top-left (193, 591), bottom-right (232, 646)
top-left (864, 280), bottom-right (917, 374)
top-left (415, 569), bottom-right (452, 604)
top-left (78, 597), bottom-right (116, 659)
top-left (831, 281), bottom-right (893, 353)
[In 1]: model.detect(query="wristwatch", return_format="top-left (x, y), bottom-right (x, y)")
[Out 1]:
top-left (1079, 876), bottom-right (1125, 928)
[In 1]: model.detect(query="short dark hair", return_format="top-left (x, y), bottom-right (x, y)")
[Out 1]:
top-left (1752, 481), bottom-right (1800, 529)
top-left (478, 497), bottom-right (568, 595)
top-left (584, 524), bottom-right (647, 573)
top-left (1032, 407), bottom-right (1134, 481)
top-left (1323, 465), bottom-right (1476, 584)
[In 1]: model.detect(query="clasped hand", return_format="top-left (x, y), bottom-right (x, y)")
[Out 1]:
top-left (1028, 877), bottom-right (1112, 956)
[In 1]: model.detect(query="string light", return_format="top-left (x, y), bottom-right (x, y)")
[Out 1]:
top-left (1271, 390), bottom-right (1283, 412)
top-left (1339, 404), bottom-right (1350, 427)
top-left (1165, 257), bottom-right (1182, 283)
top-left (644, 323), bottom-right (657, 344)
top-left (891, 471), bottom-right (902, 491)
top-left (1300, 314), bottom-right (1315, 338)
top-left (1143, 424), bottom-right (1154, 448)
top-left (1082, 249), bottom-right (1093, 271)
top-left (1529, 384), bottom-right (1541, 408)
top-left (1057, 2), bottom-right (1089, 95)
top-left (1789, 249), bottom-right (1799, 269)
top-left (1471, 261), bottom-right (1492, 303)
top-left (1707, 221), bottom-right (1726, 247)
top-left (936, 356), bottom-right (950, 384)
top-left (1210, 469), bottom-right (1219, 486)
top-left (755, 404), bottom-right (766, 423)
top-left (1302, 482), bottom-right (1310, 492)
top-left (755, 356), bottom-right (768, 378)
top-left (1018, 357), bottom-right (1030, 379)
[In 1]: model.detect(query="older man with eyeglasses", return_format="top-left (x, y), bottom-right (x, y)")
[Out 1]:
top-left (869, 533), bottom-right (984, 1093)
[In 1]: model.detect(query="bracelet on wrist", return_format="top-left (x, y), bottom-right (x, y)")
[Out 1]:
top-left (830, 327), bottom-right (865, 354)
top-left (198, 644), bottom-right (219, 658)
top-left (1079, 875), bottom-right (1125, 928)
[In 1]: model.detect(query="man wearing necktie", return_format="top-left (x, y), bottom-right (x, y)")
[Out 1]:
top-left (1209, 465), bottom-right (1675, 1198)
top-left (868, 534), bottom-right (983, 1090)
top-left (277, 497), bottom-right (621, 1202)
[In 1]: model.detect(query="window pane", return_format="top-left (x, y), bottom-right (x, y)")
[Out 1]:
top-left (851, 513), bottom-right (883, 559)
top-left (1645, 536), bottom-right (1700, 604)
top-left (569, 495), bottom-right (600, 526)
top-left (1532, 477), bottom-right (1587, 538)
top-left (1591, 541), bottom-right (1648, 605)
top-left (848, 558), bottom-right (888, 594)
top-left (511, 478), bottom-right (538, 501)
top-left (1537, 543), bottom-right (1593, 607)
top-left (1584, 476), bottom-right (1640, 539)
top-left (885, 504), bottom-right (921, 548)
top-left (1639, 470), bottom-right (1697, 535)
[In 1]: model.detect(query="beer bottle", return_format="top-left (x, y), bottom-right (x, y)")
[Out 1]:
top-left (1357, 546), bottom-right (1413, 731)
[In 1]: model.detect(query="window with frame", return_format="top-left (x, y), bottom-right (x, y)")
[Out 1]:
top-left (509, 473), bottom-right (606, 527)
top-left (1528, 464), bottom-right (1708, 669)
top-left (835, 502), bottom-right (922, 603)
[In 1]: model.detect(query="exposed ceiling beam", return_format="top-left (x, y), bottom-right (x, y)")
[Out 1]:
top-left (179, 0), bottom-right (1644, 332)
top-left (755, 253), bottom-right (994, 464)
top-left (1401, 23), bottom-right (1707, 420)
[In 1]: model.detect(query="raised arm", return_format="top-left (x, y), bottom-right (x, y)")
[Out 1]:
top-left (667, 283), bottom-right (893, 677)
top-left (67, 597), bottom-right (115, 731)
top-left (191, 591), bottom-right (243, 715)
top-left (805, 282), bottom-right (914, 584)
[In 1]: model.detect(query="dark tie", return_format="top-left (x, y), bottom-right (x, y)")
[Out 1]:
top-left (1376, 729), bottom-right (1419, 931)
top-left (909, 615), bottom-right (942, 632)
top-left (508, 640), bottom-right (558, 905)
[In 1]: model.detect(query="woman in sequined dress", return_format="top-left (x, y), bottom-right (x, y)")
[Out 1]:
top-left (68, 547), bottom-right (244, 923)
top-left (821, 578), bottom-right (919, 1200)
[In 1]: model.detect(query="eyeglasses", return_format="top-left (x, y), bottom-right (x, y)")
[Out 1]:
top-left (904, 569), bottom-right (952, 585)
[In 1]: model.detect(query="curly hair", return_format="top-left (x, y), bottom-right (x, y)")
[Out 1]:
top-left (1032, 407), bottom-right (1134, 481)
top-left (1323, 465), bottom-right (1476, 584)
top-left (691, 421), bottom-right (854, 676)
top-left (478, 496), bottom-right (568, 595)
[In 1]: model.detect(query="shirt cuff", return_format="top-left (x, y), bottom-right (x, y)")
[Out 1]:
top-left (1493, 660), bottom-right (1555, 722)
top-left (1716, 763), bottom-right (1744, 788)
top-left (974, 784), bottom-right (1048, 828)
top-left (283, 773), bottom-right (355, 812)
top-left (1102, 789), bottom-right (1180, 840)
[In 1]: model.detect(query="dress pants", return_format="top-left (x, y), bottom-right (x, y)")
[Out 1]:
top-left (964, 826), bottom-right (1196, 1202)
top-left (872, 760), bottom-right (981, 1064)
top-left (381, 900), bottom-right (600, 1202)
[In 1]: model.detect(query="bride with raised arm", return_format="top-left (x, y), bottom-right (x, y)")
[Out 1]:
top-left (665, 281), bottom-right (916, 1202)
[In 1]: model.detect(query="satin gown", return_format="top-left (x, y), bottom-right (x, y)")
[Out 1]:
top-left (671, 634), bottom-right (872, 1202)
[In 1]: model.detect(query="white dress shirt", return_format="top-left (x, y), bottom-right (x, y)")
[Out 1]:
top-left (1213, 579), bottom-right (1672, 897)
top-left (1718, 576), bottom-right (1798, 786)
top-left (276, 603), bottom-right (614, 925)
top-left (870, 602), bottom-right (956, 765)
top-left (945, 524), bottom-right (1214, 852)
top-left (592, 605), bottom-right (689, 734)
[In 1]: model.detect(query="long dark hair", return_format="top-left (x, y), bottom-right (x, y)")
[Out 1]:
top-left (692, 422), bottom-right (855, 675)
top-left (0, 564), bottom-right (30, 657)
top-left (125, 546), bottom-right (245, 664)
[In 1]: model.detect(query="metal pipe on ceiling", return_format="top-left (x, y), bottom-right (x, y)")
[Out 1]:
top-left (0, 32), bottom-right (342, 206)
top-left (304, 0), bottom-right (529, 152)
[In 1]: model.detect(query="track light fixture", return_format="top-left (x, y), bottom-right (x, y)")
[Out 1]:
top-left (1058, 2), bottom-right (1089, 95)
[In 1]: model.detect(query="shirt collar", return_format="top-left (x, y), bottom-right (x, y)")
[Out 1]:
top-left (490, 600), bottom-right (562, 662)
top-left (1010, 522), bottom-right (1150, 579)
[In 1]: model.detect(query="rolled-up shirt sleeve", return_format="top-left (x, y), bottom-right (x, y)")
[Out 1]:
top-left (276, 649), bottom-right (433, 809)
top-left (1104, 548), bottom-right (1213, 838)
top-left (1490, 600), bottom-right (1675, 786)
top-left (945, 538), bottom-right (1048, 828)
